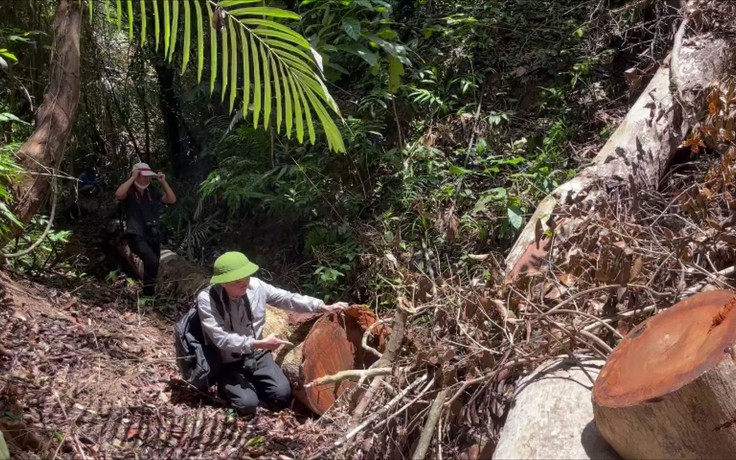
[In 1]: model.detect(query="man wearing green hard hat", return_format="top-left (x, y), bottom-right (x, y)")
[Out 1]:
top-left (197, 251), bottom-right (348, 415)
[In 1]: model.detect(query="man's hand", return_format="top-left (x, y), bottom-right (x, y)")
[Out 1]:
top-left (324, 301), bottom-right (350, 312)
top-left (131, 169), bottom-right (141, 180)
top-left (254, 334), bottom-right (293, 351)
top-left (157, 172), bottom-right (167, 183)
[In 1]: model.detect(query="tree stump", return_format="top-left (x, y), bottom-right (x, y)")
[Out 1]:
top-left (593, 290), bottom-right (736, 459)
top-left (493, 359), bottom-right (619, 460)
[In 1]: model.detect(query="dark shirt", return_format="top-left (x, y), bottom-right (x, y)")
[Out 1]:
top-left (124, 186), bottom-right (163, 238)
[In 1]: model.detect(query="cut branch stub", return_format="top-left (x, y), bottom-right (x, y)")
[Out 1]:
top-left (593, 290), bottom-right (736, 459)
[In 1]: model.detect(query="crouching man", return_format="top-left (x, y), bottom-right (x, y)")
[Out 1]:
top-left (198, 251), bottom-right (348, 415)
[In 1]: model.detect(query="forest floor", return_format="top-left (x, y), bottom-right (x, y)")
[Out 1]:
top-left (0, 271), bottom-right (339, 459)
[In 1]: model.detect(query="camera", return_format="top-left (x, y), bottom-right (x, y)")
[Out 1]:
top-left (145, 220), bottom-right (161, 238)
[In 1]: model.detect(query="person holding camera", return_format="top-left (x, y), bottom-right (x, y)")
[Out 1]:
top-left (198, 251), bottom-right (349, 415)
top-left (115, 162), bottom-right (176, 297)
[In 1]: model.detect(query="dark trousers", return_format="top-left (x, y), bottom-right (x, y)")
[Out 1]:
top-left (128, 235), bottom-right (161, 297)
top-left (218, 352), bottom-right (292, 415)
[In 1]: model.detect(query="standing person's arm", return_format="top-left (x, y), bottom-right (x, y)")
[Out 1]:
top-left (157, 173), bottom-right (176, 205)
top-left (115, 170), bottom-right (140, 201)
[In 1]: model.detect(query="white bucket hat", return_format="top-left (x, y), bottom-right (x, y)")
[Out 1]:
top-left (132, 162), bottom-right (157, 177)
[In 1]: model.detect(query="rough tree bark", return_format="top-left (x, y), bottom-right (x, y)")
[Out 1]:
top-left (12, 0), bottom-right (82, 226)
top-left (593, 290), bottom-right (736, 459)
top-left (493, 359), bottom-right (620, 460)
top-left (503, 12), bottom-right (735, 282)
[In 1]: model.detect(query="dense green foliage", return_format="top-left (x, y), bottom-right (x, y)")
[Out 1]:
top-left (0, 0), bottom-right (677, 303)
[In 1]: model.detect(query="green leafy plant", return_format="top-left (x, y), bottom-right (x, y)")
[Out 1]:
top-left (88, 0), bottom-right (345, 151)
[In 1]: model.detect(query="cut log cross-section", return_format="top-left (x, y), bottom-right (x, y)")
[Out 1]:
top-left (593, 290), bottom-right (736, 459)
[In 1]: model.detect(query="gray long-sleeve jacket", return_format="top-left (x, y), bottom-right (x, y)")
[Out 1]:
top-left (197, 277), bottom-right (327, 363)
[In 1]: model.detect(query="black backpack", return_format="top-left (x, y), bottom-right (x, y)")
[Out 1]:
top-left (173, 287), bottom-right (229, 392)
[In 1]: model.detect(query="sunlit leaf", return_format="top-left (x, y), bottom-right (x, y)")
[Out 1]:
top-left (207, 1), bottom-right (218, 94)
top-left (221, 24), bottom-right (229, 102)
top-left (250, 32), bottom-right (261, 128)
top-left (153, 0), bottom-right (160, 51)
top-left (270, 57), bottom-right (282, 132)
top-left (194, 0), bottom-right (204, 82)
top-left (127, 0), bottom-right (133, 41)
top-left (342, 17), bottom-right (361, 40)
top-left (228, 7), bottom-right (301, 20)
top-left (163, 0), bottom-right (171, 58)
top-left (240, 28), bottom-right (251, 117)
top-left (181, 0), bottom-right (191, 74)
top-left (140, 0), bottom-right (147, 47)
top-left (169, 0), bottom-right (180, 62)
top-left (229, 17), bottom-right (238, 113)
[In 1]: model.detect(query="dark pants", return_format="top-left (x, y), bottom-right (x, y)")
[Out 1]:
top-left (128, 235), bottom-right (161, 297)
top-left (218, 352), bottom-right (292, 415)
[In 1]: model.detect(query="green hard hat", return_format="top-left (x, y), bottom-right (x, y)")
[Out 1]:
top-left (210, 251), bottom-right (259, 285)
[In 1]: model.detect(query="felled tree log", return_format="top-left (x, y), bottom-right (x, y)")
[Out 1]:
top-left (115, 247), bottom-right (387, 414)
top-left (593, 290), bottom-right (736, 459)
top-left (504, 15), bottom-right (735, 281)
top-left (493, 359), bottom-right (620, 460)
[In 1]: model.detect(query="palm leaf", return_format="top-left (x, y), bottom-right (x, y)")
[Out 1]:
top-left (249, 32), bottom-right (261, 129)
top-left (153, 0), bottom-right (160, 51)
top-left (221, 23), bottom-right (229, 103)
top-left (240, 28), bottom-right (251, 117)
top-left (163, 0), bottom-right (171, 58)
top-left (207, 1), bottom-right (218, 95)
top-left (229, 17), bottom-right (238, 113)
top-left (127, 0), bottom-right (134, 41)
top-left (181, 0), bottom-right (191, 74)
top-left (140, 0), bottom-right (147, 47)
top-left (89, 0), bottom-right (345, 152)
top-left (169, 0), bottom-right (180, 62)
top-left (194, 0), bottom-right (204, 82)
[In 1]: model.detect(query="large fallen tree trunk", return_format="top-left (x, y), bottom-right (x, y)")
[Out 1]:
top-left (504, 6), bottom-right (735, 282)
top-left (11, 0), bottom-right (82, 226)
top-left (593, 290), bottom-right (736, 459)
top-left (493, 359), bottom-right (620, 460)
top-left (117, 246), bottom-right (388, 415)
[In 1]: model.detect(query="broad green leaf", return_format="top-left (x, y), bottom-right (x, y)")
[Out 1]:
top-left (221, 25), bottom-right (229, 102)
top-left (163, 0), bottom-right (171, 58)
top-left (153, 0), bottom-right (160, 51)
top-left (341, 17), bottom-right (361, 40)
top-left (240, 28), bottom-right (250, 116)
top-left (270, 57), bottom-right (282, 133)
top-left (260, 42), bottom-right (271, 126)
top-left (127, 0), bottom-right (133, 41)
top-left (140, 0), bottom-right (147, 47)
top-left (388, 55), bottom-right (404, 94)
top-left (169, 0), bottom-right (180, 62)
top-left (194, 0), bottom-right (204, 82)
top-left (207, 1), bottom-right (217, 94)
top-left (507, 205), bottom-right (524, 230)
top-left (181, 0), bottom-right (191, 74)
top-left (229, 18), bottom-right (238, 113)
top-left (305, 91), bottom-right (344, 152)
top-left (337, 43), bottom-right (377, 67)
top-left (0, 50), bottom-right (18, 62)
top-left (250, 33), bottom-right (261, 128)
top-left (116, 0), bottom-right (122, 30)
top-left (228, 7), bottom-right (301, 20)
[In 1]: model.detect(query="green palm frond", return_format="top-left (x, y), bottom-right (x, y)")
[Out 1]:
top-left (85, 0), bottom-right (345, 152)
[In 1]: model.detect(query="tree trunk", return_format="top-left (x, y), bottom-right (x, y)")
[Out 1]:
top-left (504, 24), bottom-right (735, 282)
top-left (12, 0), bottom-right (82, 225)
top-left (593, 290), bottom-right (736, 459)
top-left (493, 359), bottom-right (620, 460)
top-left (153, 60), bottom-right (184, 179)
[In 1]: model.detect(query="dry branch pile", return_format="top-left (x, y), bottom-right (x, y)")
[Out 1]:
top-left (310, 66), bottom-right (736, 460)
